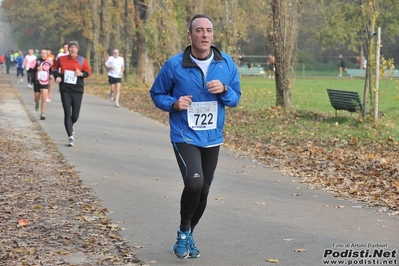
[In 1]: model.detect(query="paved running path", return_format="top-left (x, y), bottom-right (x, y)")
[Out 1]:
top-left (2, 69), bottom-right (398, 266)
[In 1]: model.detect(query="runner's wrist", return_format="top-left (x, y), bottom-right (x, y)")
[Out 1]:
top-left (172, 101), bottom-right (179, 111)
top-left (221, 84), bottom-right (227, 94)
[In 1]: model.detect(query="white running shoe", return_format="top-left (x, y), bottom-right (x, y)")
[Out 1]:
top-left (68, 136), bottom-right (74, 147)
top-left (115, 102), bottom-right (120, 107)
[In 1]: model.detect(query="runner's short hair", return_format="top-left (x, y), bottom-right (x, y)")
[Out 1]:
top-left (188, 14), bottom-right (212, 33)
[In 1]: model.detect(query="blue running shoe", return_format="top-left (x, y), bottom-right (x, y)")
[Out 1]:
top-left (173, 230), bottom-right (189, 259)
top-left (187, 232), bottom-right (200, 258)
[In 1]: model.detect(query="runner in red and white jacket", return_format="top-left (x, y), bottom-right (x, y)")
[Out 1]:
top-left (52, 41), bottom-right (92, 147)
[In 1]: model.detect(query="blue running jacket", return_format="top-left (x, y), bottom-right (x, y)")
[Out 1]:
top-left (150, 46), bottom-right (241, 147)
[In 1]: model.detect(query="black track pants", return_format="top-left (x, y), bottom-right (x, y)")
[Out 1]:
top-left (27, 69), bottom-right (35, 84)
top-left (60, 91), bottom-right (83, 137)
top-left (173, 142), bottom-right (220, 233)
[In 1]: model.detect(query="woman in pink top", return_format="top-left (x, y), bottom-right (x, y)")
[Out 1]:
top-left (23, 49), bottom-right (37, 89)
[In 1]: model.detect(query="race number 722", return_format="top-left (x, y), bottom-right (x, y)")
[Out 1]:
top-left (187, 101), bottom-right (218, 130)
top-left (194, 113), bottom-right (214, 126)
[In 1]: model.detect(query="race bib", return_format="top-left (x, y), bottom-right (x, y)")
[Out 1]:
top-left (64, 70), bottom-right (77, 84)
top-left (187, 101), bottom-right (218, 130)
top-left (38, 70), bottom-right (48, 81)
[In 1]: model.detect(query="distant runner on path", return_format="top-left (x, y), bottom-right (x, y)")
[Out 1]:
top-left (32, 48), bottom-right (53, 120)
top-left (105, 49), bottom-right (124, 107)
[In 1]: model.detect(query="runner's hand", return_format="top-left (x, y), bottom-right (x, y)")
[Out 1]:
top-left (206, 80), bottom-right (224, 94)
top-left (173, 95), bottom-right (193, 111)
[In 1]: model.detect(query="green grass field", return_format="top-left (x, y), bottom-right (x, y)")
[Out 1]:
top-left (234, 76), bottom-right (399, 143)
top-left (240, 75), bottom-right (399, 111)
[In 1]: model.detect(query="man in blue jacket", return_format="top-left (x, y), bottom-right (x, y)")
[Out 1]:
top-left (150, 14), bottom-right (241, 259)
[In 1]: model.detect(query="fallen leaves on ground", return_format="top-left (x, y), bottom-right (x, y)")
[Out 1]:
top-left (224, 107), bottom-right (399, 214)
top-left (0, 85), bottom-right (146, 265)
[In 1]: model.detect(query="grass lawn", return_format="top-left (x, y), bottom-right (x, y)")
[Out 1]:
top-left (236, 76), bottom-right (399, 142)
top-left (241, 75), bottom-right (399, 111)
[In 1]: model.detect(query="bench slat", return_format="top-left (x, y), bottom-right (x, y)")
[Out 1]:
top-left (326, 89), bottom-right (363, 116)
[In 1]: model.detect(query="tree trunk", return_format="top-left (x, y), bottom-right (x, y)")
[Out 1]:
top-left (361, 0), bottom-right (379, 119)
top-left (134, 0), bottom-right (154, 84)
top-left (136, 31), bottom-right (154, 84)
top-left (91, 0), bottom-right (101, 74)
top-left (268, 0), bottom-right (301, 108)
top-left (359, 45), bottom-right (364, 70)
top-left (123, 0), bottom-right (131, 82)
top-left (362, 66), bottom-right (369, 117)
top-left (274, 66), bottom-right (292, 107)
top-left (100, 0), bottom-right (111, 74)
top-left (373, 27), bottom-right (381, 120)
top-left (85, 39), bottom-right (92, 66)
top-left (112, 0), bottom-right (122, 50)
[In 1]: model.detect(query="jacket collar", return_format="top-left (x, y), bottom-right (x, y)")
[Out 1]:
top-left (182, 46), bottom-right (223, 67)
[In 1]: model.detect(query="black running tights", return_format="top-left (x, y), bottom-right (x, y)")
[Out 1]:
top-left (27, 69), bottom-right (35, 84)
top-left (60, 91), bottom-right (83, 137)
top-left (172, 142), bottom-right (220, 233)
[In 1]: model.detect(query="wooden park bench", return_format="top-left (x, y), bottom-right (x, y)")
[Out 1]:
top-left (326, 89), bottom-right (363, 117)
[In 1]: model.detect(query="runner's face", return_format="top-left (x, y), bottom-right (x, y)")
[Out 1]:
top-left (113, 50), bottom-right (119, 58)
top-left (189, 18), bottom-right (213, 56)
top-left (40, 50), bottom-right (47, 60)
top-left (68, 45), bottom-right (78, 57)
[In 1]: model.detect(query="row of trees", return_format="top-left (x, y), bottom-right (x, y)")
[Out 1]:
top-left (1, 0), bottom-right (254, 84)
top-left (1, 0), bottom-right (398, 113)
